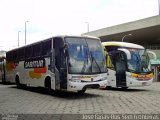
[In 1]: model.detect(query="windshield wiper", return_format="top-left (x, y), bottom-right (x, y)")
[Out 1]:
top-left (90, 52), bottom-right (101, 73)
top-left (80, 59), bottom-right (87, 74)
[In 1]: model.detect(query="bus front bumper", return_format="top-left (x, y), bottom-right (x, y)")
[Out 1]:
top-left (127, 78), bottom-right (153, 87)
top-left (67, 79), bottom-right (108, 91)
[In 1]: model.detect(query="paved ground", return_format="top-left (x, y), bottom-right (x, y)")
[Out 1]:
top-left (0, 82), bottom-right (160, 119)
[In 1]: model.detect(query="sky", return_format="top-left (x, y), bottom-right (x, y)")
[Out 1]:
top-left (0, 0), bottom-right (159, 50)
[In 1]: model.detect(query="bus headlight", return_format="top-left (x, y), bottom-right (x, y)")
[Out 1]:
top-left (69, 78), bottom-right (81, 82)
top-left (131, 73), bottom-right (153, 80)
top-left (101, 77), bottom-right (108, 81)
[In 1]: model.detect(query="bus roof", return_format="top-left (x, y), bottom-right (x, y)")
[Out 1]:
top-left (7, 35), bottom-right (100, 52)
top-left (58, 35), bottom-right (99, 39)
top-left (51, 35), bottom-right (100, 41)
top-left (102, 41), bottom-right (144, 49)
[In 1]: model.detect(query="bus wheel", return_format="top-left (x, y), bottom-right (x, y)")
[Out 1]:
top-left (15, 76), bottom-right (26, 89)
top-left (77, 88), bottom-right (86, 94)
top-left (105, 86), bottom-right (112, 90)
top-left (45, 77), bottom-right (55, 95)
top-left (2, 76), bottom-right (6, 84)
top-left (122, 87), bottom-right (128, 90)
top-left (15, 76), bottom-right (21, 88)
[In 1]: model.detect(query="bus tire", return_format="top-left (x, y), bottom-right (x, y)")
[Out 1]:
top-left (2, 75), bottom-right (6, 84)
top-left (45, 77), bottom-right (55, 95)
top-left (15, 76), bottom-right (26, 89)
top-left (77, 88), bottom-right (86, 94)
top-left (122, 87), bottom-right (128, 90)
top-left (105, 86), bottom-right (112, 90)
top-left (15, 75), bottom-right (21, 88)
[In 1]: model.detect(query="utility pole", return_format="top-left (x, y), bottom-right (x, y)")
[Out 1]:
top-left (25, 21), bottom-right (29, 45)
top-left (122, 34), bottom-right (132, 42)
top-left (18, 31), bottom-right (21, 47)
top-left (85, 22), bottom-right (89, 32)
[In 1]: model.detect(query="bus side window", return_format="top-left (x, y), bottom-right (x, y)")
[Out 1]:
top-left (6, 52), bottom-right (10, 61)
top-left (8, 51), bottom-right (12, 61)
top-left (42, 39), bottom-right (51, 56)
top-left (107, 55), bottom-right (114, 69)
top-left (33, 43), bottom-right (42, 57)
top-left (14, 50), bottom-right (17, 61)
top-left (25, 46), bottom-right (33, 59)
top-left (12, 50), bottom-right (17, 62)
top-left (6, 51), bottom-right (13, 62)
top-left (53, 37), bottom-right (64, 69)
top-left (18, 48), bottom-right (25, 61)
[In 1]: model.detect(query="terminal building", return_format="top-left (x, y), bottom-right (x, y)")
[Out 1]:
top-left (84, 15), bottom-right (160, 82)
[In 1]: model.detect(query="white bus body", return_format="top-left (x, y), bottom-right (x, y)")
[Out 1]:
top-left (5, 35), bottom-right (108, 93)
top-left (102, 41), bottom-right (154, 88)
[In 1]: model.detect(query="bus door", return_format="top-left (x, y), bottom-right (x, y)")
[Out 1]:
top-left (110, 51), bottom-right (127, 87)
top-left (53, 38), bottom-right (67, 90)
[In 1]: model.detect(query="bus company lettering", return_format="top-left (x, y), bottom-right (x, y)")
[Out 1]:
top-left (24, 59), bottom-right (45, 68)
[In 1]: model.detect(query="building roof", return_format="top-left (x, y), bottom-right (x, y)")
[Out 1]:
top-left (84, 15), bottom-right (160, 45)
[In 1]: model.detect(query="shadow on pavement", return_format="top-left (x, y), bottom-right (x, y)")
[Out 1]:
top-left (10, 86), bottom-right (102, 99)
top-left (100, 87), bottom-right (151, 92)
top-left (0, 82), bottom-right (15, 85)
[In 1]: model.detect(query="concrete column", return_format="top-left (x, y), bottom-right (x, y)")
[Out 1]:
top-left (153, 66), bottom-right (157, 82)
top-left (158, 66), bottom-right (160, 82)
top-left (154, 66), bottom-right (158, 82)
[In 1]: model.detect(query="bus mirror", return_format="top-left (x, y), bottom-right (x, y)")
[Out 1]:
top-left (60, 68), bottom-right (67, 73)
top-left (64, 49), bottom-right (69, 57)
top-left (61, 44), bottom-right (68, 57)
top-left (146, 50), bottom-right (157, 59)
top-left (62, 44), bottom-right (67, 50)
top-left (50, 49), bottom-right (55, 58)
top-left (49, 49), bottom-right (55, 71)
top-left (118, 48), bottom-right (131, 60)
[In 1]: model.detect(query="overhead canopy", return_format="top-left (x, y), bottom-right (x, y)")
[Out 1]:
top-left (84, 15), bottom-right (160, 45)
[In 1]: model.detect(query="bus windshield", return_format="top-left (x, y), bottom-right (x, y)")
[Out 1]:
top-left (65, 37), bottom-right (107, 74)
top-left (127, 48), bottom-right (151, 73)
